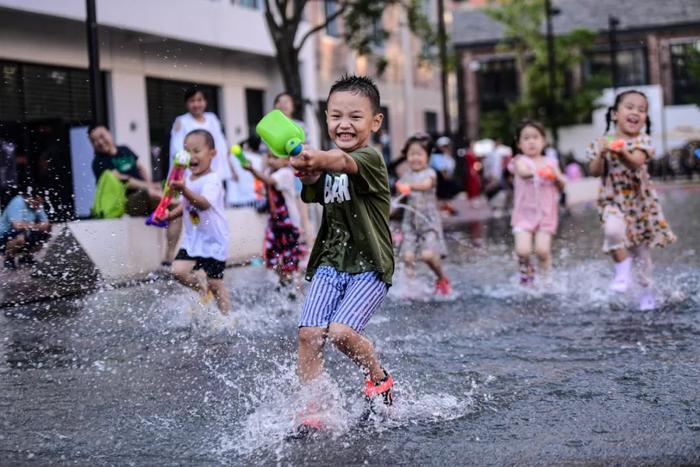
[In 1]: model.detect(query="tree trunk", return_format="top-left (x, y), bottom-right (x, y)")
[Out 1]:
top-left (274, 39), bottom-right (304, 106)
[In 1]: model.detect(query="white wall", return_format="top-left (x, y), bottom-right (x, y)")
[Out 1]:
top-left (559, 85), bottom-right (700, 162)
top-left (0, 0), bottom-right (276, 57)
top-left (110, 71), bottom-right (151, 173)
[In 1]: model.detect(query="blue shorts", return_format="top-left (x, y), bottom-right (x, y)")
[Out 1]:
top-left (299, 266), bottom-right (388, 332)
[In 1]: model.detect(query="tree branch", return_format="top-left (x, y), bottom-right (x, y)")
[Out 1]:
top-left (295, 0), bottom-right (351, 52)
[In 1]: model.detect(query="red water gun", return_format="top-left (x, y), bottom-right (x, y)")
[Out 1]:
top-left (146, 150), bottom-right (191, 228)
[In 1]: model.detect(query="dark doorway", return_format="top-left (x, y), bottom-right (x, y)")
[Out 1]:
top-left (0, 60), bottom-right (104, 220)
top-left (245, 88), bottom-right (265, 143)
top-left (146, 78), bottom-right (220, 181)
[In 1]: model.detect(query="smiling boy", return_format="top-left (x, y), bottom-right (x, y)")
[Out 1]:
top-left (167, 129), bottom-right (231, 314)
top-left (289, 75), bottom-right (395, 425)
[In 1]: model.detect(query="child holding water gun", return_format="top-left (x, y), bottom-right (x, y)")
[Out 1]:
top-left (241, 153), bottom-right (303, 288)
top-left (166, 129), bottom-right (231, 314)
top-left (586, 90), bottom-right (676, 310)
top-left (510, 120), bottom-right (566, 285)
top-left (395, 134), bottom-right (451, 295)
top-left (262, 75), bottom-right (394, 434)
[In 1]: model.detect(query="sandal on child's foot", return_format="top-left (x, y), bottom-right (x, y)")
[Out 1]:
top-left (364, 371), bottom-right (394, 408)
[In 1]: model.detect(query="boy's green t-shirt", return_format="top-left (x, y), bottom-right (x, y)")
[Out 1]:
top-left (301, 146), bottom-right (394, 285)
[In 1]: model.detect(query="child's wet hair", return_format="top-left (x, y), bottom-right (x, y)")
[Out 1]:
top-left (185, 129), bottom-right (215, 149)
top-left (328, 74), bottom-right (381, 114)
top-left (605, 90), bottom-right (652, 134)
top-left (184, 86), bottom-right (206, 103)
top-left (401, 132), bottom-right (434, 158)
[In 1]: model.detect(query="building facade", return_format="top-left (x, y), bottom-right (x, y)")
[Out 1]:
top-left (0, 0), bottom-right (460, 218)
top-left (0, 0), bottom-right (319, 217)
top-left (452, 0), bottom-right (700, 142)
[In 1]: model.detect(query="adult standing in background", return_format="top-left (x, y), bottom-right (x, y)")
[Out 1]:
top-left (169, 87), bottom-right (235, 188)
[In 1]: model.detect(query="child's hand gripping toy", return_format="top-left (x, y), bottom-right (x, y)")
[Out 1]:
top-left (230, 144), bottom-right (250, 168)
top-left (395, 181), bottom-right (412, 196)
top-left (536, 165), bottom-right (557, 182)
top-left (255, 109), bottom-right (305, 158)
top-left (607, 136), bottom-right (626, 152)
top-left (146, 150), bottom-right (191, 228)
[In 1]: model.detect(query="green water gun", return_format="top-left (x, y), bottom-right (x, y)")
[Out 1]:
top-left (255, 109), bottom-right (305, 158)
top-left (230, 144), bottom-right (249, 168)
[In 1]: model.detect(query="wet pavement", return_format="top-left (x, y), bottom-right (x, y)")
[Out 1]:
top-left (1, 185), bottom-right (699, 465)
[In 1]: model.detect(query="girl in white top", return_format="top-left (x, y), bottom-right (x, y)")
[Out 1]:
top-left (167, 129), bottom-right (231, 314)
top-left (243, 154), bottom-right (302, 286)
top-left (169, 88), bottom-right (233, 184)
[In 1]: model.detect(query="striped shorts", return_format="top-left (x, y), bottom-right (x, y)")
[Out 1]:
top-left (299, 266), bottom-right (388, 332)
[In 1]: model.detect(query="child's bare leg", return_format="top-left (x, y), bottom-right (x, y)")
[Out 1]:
top-left (401, 251), bottom-right (416, 278)
top-left (327, 323), bottom-right (385, 382)
top-left (534, 232), bottom-right (553, 278)
top-left (171, 260), bottom-right (204, 293)
top-left (603, 211), bottom-right (633, 291)
top-left (514, 231), bottom-right (534, 282)
top-left (611, 248), bottom-right (628, 262)
top-left (208, 278), bottom-right (231, 314)
top-left (420, 249), bottom-right (447, 280)
top-left (603, 210), bottom-right (628, 263)
top-left (165, 216), bottom-right (183, 263)
top-left (298, 327), bottom-right (327, 383)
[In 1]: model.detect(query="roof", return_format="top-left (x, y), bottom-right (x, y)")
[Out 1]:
top-left (452, 0), bottom-right (700, 48)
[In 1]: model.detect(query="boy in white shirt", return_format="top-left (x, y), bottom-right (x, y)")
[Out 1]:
top-left (167, 129), bottom-right (231, 314)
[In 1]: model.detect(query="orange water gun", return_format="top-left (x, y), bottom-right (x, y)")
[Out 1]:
top-left (537, 165), bottom-right (557, 181)
top-left (607, 136), bottom-right (626, 152)
top-left (146, 150), bottom-right (191, 228)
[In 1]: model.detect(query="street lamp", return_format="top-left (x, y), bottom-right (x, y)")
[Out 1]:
top-left (544, 0), bottom-right (560, 148)
top-left (608, 15), bottom-right (620, 89)
top-left (437, 0), bottom-right (451, 137)
top-left (86, 0), bottom-right (105, 127)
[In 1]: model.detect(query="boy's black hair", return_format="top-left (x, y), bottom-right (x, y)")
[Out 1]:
top-left (184, 86), bottom-right (207, 103)
top-left (88, 123), bottom-right (109, 134)
top-left (185, 129), bottom-right (215, 150)
top-left (328, 74), bottom-right (381, 114)
top-left (605, 90), bottom-right (652, 135)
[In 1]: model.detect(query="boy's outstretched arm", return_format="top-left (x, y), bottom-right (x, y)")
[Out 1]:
top-left (290, 147), bottom-right (358, 176)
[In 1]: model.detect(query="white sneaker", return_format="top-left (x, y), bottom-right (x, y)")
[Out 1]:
top-left (639, 288), bottom-right (657, 311)
top-left (610, 258), bottom-right (632, 293)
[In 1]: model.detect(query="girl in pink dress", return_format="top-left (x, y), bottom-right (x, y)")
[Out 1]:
top-left (510, 120), bottom-right (566, 285)
top-left (586, 90), bottom-right (676, 310)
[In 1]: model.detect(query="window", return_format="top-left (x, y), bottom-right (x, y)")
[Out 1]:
top-left (146, 78), bottom-right (219, 181)
top-left (583, 44), bottom-right (648, 87)
top-left (236, 0), bottom-right (259, 9)
top-left (0, 60), bottom-right (107, 219)
top-left (245, 88), bottom-right (265, 141)
top-left (371, 16), bottom-right (384, 48)
top-left (476, 58), bottom-right (519, 112)
top-left (424, 111), bottom-right (438, 135)
top-left (325, 0), bottom-right (340, 38)
top-left (670, 39), bottom-right (700, 105)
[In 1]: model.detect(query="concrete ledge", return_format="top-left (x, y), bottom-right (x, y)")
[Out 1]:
top-left (67, 207), bottom-right (267, 281)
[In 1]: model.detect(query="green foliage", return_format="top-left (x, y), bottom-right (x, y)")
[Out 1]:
top-left (484, 0), bottom-right (605, 140)
top-left (264, 0), bottom-right (435, 102)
